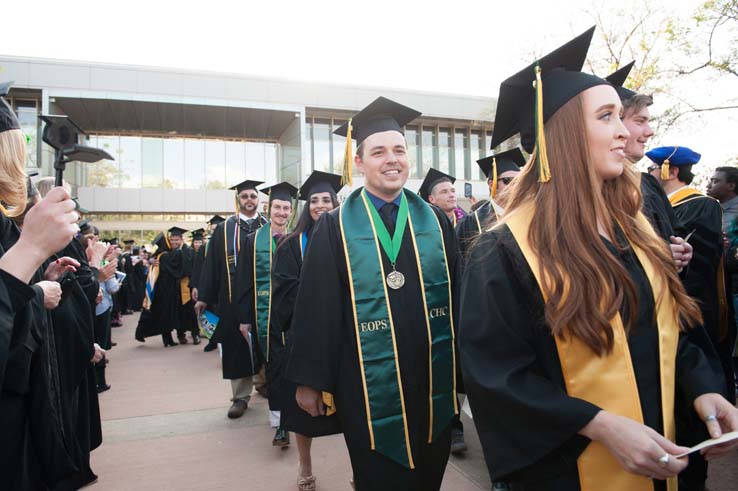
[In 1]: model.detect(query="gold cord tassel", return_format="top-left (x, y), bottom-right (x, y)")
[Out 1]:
top-left (534, 65), bottom-right (551, 183)
top-left (660, 146), bottom-right (679, 181)
top-left (341, 118), bottom-right (353, 187)
top-left (490, 157), bottom-right (498, 199)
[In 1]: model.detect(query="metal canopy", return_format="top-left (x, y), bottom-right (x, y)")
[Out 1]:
top-left (53, 97), bottom-right (297, 141)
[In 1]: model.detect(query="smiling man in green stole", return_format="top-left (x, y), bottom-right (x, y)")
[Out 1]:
top-left (285, 97), bottom-right (460, 491)
top-left (240, 181), bottom-right (296, 448)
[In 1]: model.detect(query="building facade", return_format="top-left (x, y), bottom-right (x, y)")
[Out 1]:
top-left (1, 55), bottom-right (499, 241)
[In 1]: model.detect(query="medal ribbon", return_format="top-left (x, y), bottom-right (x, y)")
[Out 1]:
top-left (339, 188), bottom-right (456, 469)
top-left (253, 223), bottom-right (273, 362)
top-left (363, 189), bottom-right (409, 265)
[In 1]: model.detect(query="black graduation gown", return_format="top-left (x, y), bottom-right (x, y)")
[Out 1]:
top-left (176, 245), bottom-right (198, 337)
top-left (121, 252), bottom-right (138, 312)
top-left (640, 172), bottom-right (676, 242)
top-left (199, 217), bottom-right (263, 379)
top-left (51, 238), bottom-right (103, 490)
top-left (285, 203), bottom-right (461, 490)
top-left (135, 249), bottom-right (182, 339)
top-left (456, 200), bottom-right (498, 260)
top-left (189, 245), bottom-right (205, 291)
top-left (458, 225), bottom-right (722, 490)
top-left (131, 260), bottom-right (147, 311)
top-left (671, 192), bottom-right (736, 443)
top-left (266, 230), bottom-right (342, 436)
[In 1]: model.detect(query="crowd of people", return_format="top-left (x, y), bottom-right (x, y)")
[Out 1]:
top-left (2, 25), bottom-right (738, 491)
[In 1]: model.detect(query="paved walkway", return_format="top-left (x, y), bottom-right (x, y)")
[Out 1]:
top-left (91, 313), bottom-right (737, 490)
top-left (90, 313), bottom-right (487, 490)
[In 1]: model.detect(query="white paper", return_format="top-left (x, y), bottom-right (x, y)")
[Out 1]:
top-left (674, 430), bottom-right (738, 458)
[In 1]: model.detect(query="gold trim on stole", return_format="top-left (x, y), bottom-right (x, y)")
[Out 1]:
top-left (506, 204), bottom-right (678, 491)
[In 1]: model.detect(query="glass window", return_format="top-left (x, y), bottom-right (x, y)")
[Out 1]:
top-left (185, 139), bottom-right (205, 189)
top-left (163, 139), bottom-right (185, 189)
top-left (472, 131), bottom-right (486, 180)
top-left (264, 143), bottom-right (278, 182)
top-left (142, 138), bottom-right (163, 188)
top-left (421, 127), bottom-right (435, 175)
top-left (118, 137), bottom-right (142, 188)
top-left (245, 142), bottom-right (266, 180)
top-left (225, 141), bottom-right (246, 186)
top-left (438, 129), bottom-right (451, 175)
top-left (332, 120), bottom-right (348, 176)
top-left (304, 118), bottom-right (314, 178)
top-left (87, 136), bottom-right (120, 188)
top-left (313, 119), bottom-right (331, 173)
top-left (454, 130), bottom-right (469, 180)
top-left (205, 140), bottom-right (226, 189)
top-left (405, 126), bottom-right (420, 178)
top-left (15, 102), bottom-right (38, 169)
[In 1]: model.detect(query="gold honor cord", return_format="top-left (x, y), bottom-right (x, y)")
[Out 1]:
top-left (474, 209), bottom-right (482, 234)
top-left (506, 204), bottom-right (678, 491)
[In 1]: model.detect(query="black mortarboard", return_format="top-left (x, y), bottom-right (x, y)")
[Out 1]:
top-left (0, 82), bottom-right (20, 134)
top-left (491, 26), bottom-right (606, 155)
top-left (109, 237), bottom-right (119, 246)
top-left (476, 148), bottom-right (527, 179)
top-left (260, 181), bottom-right (299, 202)
top-left (132, 246), bottom-right (141, 255)
top-left (208, 215), bottom-right (226, 225)
top-left (229, 180), bottom-right (264, 193)
top-left (168, 226), bottom-right (187, 237)
top-left (606, 61), bottom-right (636, 100)
top-left (152, 232), bottom-right (170, 252)
top-left (123, 239), bottom-right (134, 245)
top-left (79, 219), bottom-right (92, 233)
top-left (298, 171), bottom-right (343, 200)
top-left (418, 168), bottom-right (456, 202)
top-left (334, 97), bottom-right (421, 145)
top-left (190, 228), bottom-right (205, 240)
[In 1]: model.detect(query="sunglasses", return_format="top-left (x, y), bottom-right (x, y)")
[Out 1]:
top-left (647, 165), bottom-right (659, 173)
top-left (500, 177), bottom-right (515, 185)
top-left (241, 193), bottom-right (259, 200)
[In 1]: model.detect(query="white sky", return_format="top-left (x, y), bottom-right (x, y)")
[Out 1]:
top-left (1, 0), bottom-right (735, 178)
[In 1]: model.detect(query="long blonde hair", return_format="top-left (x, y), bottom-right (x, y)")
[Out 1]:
top-left (0, 129), bottom-right (28, 217)
top-left (502, 94), bottom-right (702, 355)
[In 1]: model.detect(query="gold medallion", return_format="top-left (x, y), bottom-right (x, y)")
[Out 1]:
top-left (386, 270), bottom-right (405, 290)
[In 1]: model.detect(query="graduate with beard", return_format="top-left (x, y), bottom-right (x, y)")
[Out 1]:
top-left (459, 27), bottom-right (738, 491)
top-left (195, 180), bottom-right (266, 419)
top-left (267, 172), bottom-right (343, 490)
top-left (456, 148), bottom-right (524, 259)
top-left (239, 181), bottom-right (298, 447)
top-left (285, 97), bottom-right (461, 491)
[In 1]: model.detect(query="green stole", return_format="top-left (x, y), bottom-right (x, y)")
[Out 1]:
top-left (339, 187), bottom-right (457, 469)
top-left (253, 223), bottom-right (274, 362)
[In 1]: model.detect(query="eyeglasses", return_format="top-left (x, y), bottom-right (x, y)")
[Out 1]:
top-left (241, 193), bottom-right (259, 200)
top-left (500, 177), bottom-right (515, 185)
top-left (647, 165), bottom-right (659, 173)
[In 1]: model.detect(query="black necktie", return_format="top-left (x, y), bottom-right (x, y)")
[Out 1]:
top-left (379, 203), bottom-right (397, 235)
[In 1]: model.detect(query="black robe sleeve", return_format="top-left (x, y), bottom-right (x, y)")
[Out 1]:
top-left (0, 269), bottom-right (34, 387)
top-left (271, 236), bottom-right (302, 334)
top-left (640, 172), bottom-right (676, 242)
top-left (285, 213), bottom-right (345, 393)
top-left (459, 228), bottom-right (601, 481)
top-left (198, 224), bottom-right (223, 307)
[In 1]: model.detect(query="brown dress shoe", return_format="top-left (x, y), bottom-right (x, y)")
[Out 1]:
top-left (227, 399), bottom-right (248, 419)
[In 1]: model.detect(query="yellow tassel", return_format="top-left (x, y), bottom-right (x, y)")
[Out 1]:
top-left (490, 157), bottom-right (498, 199)
top-left (0, 203), bottom-right (7, 217)
top-left (341, 118), bottom-right (353, 187)
top-left (660, 146), bottom-right (679, 181)
top-left (534, 65), bottom-right (551, 183)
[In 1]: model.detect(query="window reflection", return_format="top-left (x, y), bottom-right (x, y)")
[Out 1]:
top-left (163, 139), bottom-right (185, 189)
top-left (313, 119), bottom-right (331, 173)
top-left (119, 136), bottom-right (142, 188)
top-left (421, 127), bottom-right (435, 175)
top-left (185, 140), bottom-right (205, 189)
top-left (438, 129), bottom-right (451, 175)
top-left (470, 131), bottom-right (482, 181)
top-left (225, 141), bottom-right (246, 185)
top-left (246, 142), bottom-right (266, 181)
top-left (142, 138), bottom-right (163, 188)
top-left (454, 130), bottom-right (469, 180)
top-left (405, 126), bottom-right (420, 178)
top-left (205, 140), bottom-right (226, 189)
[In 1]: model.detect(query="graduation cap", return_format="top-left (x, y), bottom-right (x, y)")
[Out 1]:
top-left (298, 171), bottom-right (343, 200)
top-left (109, 237), bottom-right (119, 246)
top-left (190, 228), bottom-right (205, 241)
top-left (123, 239), bottom-right (135, 245)
top-left (229, 179), bottom-right (264, 193)
top-left (207, 214), bottom-right (226, 225)
top-left (151, 232), bottom-right (171, 252)
top-left (260, 181), bottom-right (299, 202)
top-left (477, 148), bottom-right (527, 198)
top-left (0, 81), bottom-right (20, 134)
top-left (78, 219), bottom-right (93, 234)
top-left (334, 97), bottom-right (422, 186)
top-left (418, 168), bottom-right (456, 202)
top-left (168, 226), bottom-right (187, 237)
top-left (132, 246), bottom-right (141, 255)
top-left (605, 61), bottom-right (636, 101)
top-left (646, 146), bottom-right (701, 180)
top-left (491, 26), bottom-right (609, 183)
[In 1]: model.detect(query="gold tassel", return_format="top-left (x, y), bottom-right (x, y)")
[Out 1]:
top-left (490, 157), bottom-right (498, 199)
top-left (341, 118), bottom-right (353, 187)
top-left (534, 65), bottom-right (551, 183)
top-left (0, 203), bottom-right (7, 217)
top-left (660, 146), bottom-right (679, 181)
